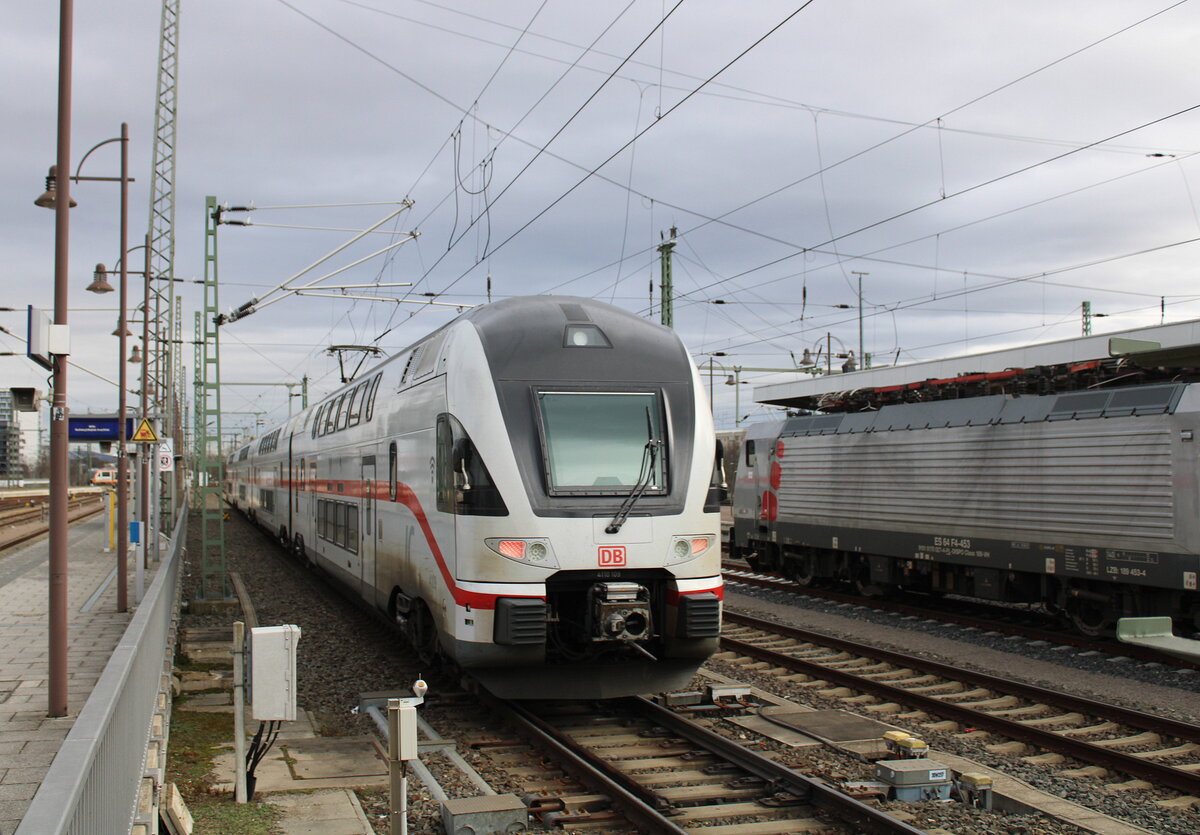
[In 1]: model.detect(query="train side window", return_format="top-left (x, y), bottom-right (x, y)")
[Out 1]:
top-left (322, 399), bottom-right (337, 435)
top-left (388, 442), bottom-right (397, 501)
top-left (311, 404), bottom-right (322, 438)
top-left (745, 440), bottom-right (756, 467)
top-left (347, 505), bottom-right (359, 554)
top-left (347, 383), bottom-right (363, 426)
top-left (335, 502), bottom-right (347, 547)
top-left (338, 392), bottom-right (352, 430)
top-left (366, 374), bottom-right (382, 422)
top-left (317, 499), bottom-right (325, 539)
top-left (436, 416), bottom-right (454, 513)
top-left (296, 458), bottom-right (304, 510)
top-left (437, 413), bottom-right (508, 516)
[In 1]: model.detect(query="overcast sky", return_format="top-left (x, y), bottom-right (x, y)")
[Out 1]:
top-left (3, 0), bottom-right (1199, 438)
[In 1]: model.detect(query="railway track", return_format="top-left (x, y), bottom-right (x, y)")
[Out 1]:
top-left (470, 694), bottom-right (926, 834)
top-left (721, 610), bottom-right (1200, 801)
top-left (0, 495), bottom-right (105, 550)
top-left (229, 511), bottom-right (923, 832)
top-left (722, 561), bottom-right (1200, 669)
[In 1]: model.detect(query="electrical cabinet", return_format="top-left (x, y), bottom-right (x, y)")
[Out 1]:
top-left (250, 625), bottom-right (301, 721)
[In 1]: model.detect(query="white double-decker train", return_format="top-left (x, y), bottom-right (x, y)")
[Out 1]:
top-left (225, 296), bottom-right (724, 698)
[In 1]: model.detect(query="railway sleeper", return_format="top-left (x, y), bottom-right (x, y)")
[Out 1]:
top-left (1021, 711), bottom-right (1085, 728)
top-left (1084, 729), bottom-right (1156, 748)
top-left (656, 784), bottom-right (764, 803)
top-left (988, 704), bottom-right (1052, 719)
top-left (634, 770), bottom-right (730, 787)
top-left (613, 756), bottom-right (719, 771)
top-left (1054, 720), bottom-right (1121, 737)
top-left (1129, 742), bottom-right (1198, 759)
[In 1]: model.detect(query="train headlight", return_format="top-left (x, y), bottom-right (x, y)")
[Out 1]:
top-left (485, 537), bottom-right (559, 568)
top-left (667, 534), bottom-right (714, 565)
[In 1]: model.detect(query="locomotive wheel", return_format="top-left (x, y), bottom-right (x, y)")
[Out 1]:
top-left (1067, 602), bottom-right (1111, 637)
top-left (408, 600), bottom-right (439, 664)
top-left (786, 556), bottom-right (816, 587)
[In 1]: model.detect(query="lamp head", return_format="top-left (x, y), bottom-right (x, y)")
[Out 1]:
top-left (412, 679), bottom-right (428, 699)
top-left (128, 345), bottom-right (142, 364)
top-left (87, 264), bottom-right (115, 294)
top-left (34, 165), bottom-right (77, 209)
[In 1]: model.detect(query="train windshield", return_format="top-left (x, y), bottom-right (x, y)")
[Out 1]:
top-left (536, 391), bottom-right (666, 496)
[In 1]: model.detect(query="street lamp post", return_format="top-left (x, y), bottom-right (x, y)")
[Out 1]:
top-left (36, 113), bottom-right (135, 712)
top-left (80, 126), bottom-right (130, 612)
top-left (44, 0), bottom-right (74, 718)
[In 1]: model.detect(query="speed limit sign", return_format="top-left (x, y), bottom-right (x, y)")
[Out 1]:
top-left (158, 440), bottom-right (175, 472)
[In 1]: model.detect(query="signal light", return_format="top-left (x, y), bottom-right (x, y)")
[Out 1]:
top-left (667, 534), bottom-right (715, 565)
top-left (485, 537), bottom-right (559, 567)
top-left (497, 540), bottom-right (525, 559)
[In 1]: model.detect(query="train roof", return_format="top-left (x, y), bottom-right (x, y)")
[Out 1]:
top-left (228, 296), bottom-right (688, 455)
top-left (755, 316), bottom-right (1200, 413)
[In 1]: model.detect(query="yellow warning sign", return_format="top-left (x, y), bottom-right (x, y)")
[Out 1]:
top-left (130, 418), bottom-right (159, 443)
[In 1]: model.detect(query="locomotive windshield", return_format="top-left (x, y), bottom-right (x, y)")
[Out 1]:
top-left (536, 391), bottom-right (667, 496)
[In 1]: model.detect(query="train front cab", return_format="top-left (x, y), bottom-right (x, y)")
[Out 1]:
top-left (432, 359), bottom-right (724, 699)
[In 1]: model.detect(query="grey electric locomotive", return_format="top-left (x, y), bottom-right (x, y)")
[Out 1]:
top-left (732, 382), bottom-right (1200, 634)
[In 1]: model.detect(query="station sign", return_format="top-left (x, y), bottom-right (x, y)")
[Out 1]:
top-left (67, 416), bottom-right (135, 442)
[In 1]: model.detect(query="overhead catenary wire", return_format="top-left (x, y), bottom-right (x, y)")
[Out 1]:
top-left (226, 3), bottom-right (1200, 427)
top-left (287, 0), bottom-right (1192, 332)
top-left (669, 102), bottom-right (1200, 317)
top-left (412, 0), bottom-right (821, 319)
top-left (713, 234), bottom-right (1200, 356)
top-left (340, 0), bottom-right (1197, 158)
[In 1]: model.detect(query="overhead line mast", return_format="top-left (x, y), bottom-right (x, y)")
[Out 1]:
top-left (148, 0), bottom-right (181, 534)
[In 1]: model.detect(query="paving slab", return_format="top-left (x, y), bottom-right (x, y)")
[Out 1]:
top-left (266, 788), bottom-right (375, 835)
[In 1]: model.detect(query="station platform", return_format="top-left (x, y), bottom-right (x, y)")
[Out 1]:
top-left (0, 513), bottom-right (145, 833)
top-left (0, 512), bottom-right (372, 835)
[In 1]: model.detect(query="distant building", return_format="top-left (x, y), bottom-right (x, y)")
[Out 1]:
top-left (0, 389), bottom-right (21, 480)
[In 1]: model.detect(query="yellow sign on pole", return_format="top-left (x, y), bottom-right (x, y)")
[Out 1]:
top-left (130, 418), bottom-right (159, 443)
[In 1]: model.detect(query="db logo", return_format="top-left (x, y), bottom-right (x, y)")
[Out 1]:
top-left (598, 546), bottom-right (627, 567)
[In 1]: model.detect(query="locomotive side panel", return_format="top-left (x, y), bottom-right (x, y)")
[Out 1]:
top-left (733, 382), bottom-right (1200, 629)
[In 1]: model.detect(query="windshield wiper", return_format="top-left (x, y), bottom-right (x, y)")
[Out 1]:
top-left (605, 438), bottom-right (660, 534)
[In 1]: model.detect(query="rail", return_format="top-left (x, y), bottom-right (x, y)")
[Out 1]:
top-left (15, 498), bottom-right (188, 835)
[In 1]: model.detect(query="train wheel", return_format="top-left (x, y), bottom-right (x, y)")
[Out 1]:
top-left (1067, 602), bottom-right (1111, 637)
top-left (408, 600), bottom-right (439, 665)
top-left (786, 556), bottom-right (816, 587)
top-left (294, 534), bottom-right (309, 566)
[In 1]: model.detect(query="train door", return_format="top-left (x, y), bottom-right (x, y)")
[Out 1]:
top-left (361, 455), bottom-right (377, 602)
top-left (287, 432), bottom-right (294, 544)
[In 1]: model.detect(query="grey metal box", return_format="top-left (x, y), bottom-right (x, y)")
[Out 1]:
top-left (874, 758), bottom-right (950, 786)
top-left (441, 793), bottom-right (527, 834)
top-left (894, 783), bottom-right (952, 802)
